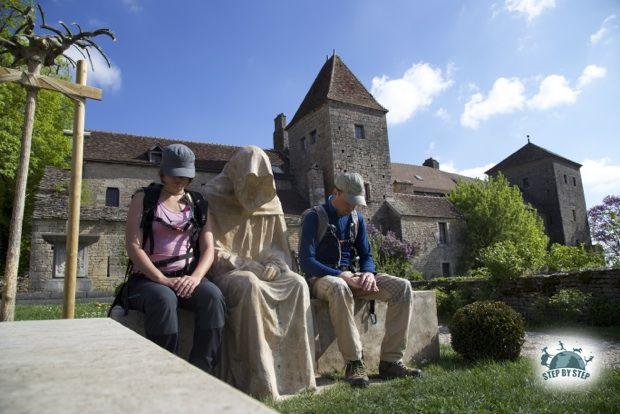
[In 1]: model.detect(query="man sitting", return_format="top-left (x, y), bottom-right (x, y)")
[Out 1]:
top-left (299, 172), bottom-right (422, 387)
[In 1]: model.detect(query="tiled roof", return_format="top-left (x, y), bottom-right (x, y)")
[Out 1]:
top-left (391, 163), bottom-right (475, 194)
top-left (84, 131), bottom-right (288, 173)
top-left (389, 193), bottom-right (462, 219)
top-left (33, 167), bottom-right (307, 220)
top-left (33, 167), bottom-right (128, 222)
top-left (286, 54), bottom-right (387, 129)
top-left (486, 142), bottom-right (581, 175)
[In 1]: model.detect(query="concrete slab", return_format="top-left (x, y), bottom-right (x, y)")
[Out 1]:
top-left (0, 318), bottom-right (275, 414)
top-left (111, 290), bottom-right (440, 375)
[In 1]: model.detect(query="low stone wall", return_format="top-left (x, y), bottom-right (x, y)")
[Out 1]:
top-left (110, 291), bottom-right (439, 375)
top-left (410, 268), bottom-right (620, 316)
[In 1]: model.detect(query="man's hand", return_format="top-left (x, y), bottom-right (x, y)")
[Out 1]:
top-left (355, 272), bottom-right (379, 293)
top-left (173, 275), bottom-right (202, 298)
top-left (339, 271), bottom-right (363, 289)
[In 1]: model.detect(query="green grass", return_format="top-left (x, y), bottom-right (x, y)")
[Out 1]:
top-left (268, 345), bottom-right (620, 414)
top-left (15, 302), bottom-right (110, 320)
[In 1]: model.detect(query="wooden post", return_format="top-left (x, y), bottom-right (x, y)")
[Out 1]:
top-left (62, 60), bottom-right (87, 319)
top-left (0, 74), bottom-right (39, 321)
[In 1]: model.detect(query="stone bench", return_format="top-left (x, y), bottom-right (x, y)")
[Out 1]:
top-left (110, 290), bottom-right (439, 374)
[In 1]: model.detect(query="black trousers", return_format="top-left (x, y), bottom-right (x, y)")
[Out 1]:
top-left (126, 275), bottom-right (226, 374)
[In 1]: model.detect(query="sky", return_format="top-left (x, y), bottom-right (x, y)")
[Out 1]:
top-left (40, 0), bottom-right (619, 208)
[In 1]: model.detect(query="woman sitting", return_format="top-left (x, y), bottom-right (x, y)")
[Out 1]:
top-left (124, 143), bottom-right (226, 374)
top-left (204, 145), bottom-right (316, 399)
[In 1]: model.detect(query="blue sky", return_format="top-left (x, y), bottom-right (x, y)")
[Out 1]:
top-left (43, 0), bottom-right (619, 207)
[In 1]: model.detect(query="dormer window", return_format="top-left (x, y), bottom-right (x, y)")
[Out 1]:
top-left (414, 175), bottom-right (423, 181)
top-left (148, 145), bottom-right (163, 165)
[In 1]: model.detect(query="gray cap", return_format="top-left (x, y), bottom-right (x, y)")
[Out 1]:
top-left (334, 172), bottom-right (367, 206)
top-left (160, 144), bottom-right (195, 178)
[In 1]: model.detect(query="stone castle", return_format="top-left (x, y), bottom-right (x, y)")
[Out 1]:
top-left (27, 54), bottom-right (591, 293)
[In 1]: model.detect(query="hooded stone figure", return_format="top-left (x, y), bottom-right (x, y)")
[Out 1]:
top-left (204, 145), bottom-right (316, 399)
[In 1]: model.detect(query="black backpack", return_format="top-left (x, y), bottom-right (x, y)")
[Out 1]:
top-left (108, 183), bottom-right (208, 316)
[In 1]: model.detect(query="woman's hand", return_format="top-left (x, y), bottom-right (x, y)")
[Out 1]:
top-left (173, 275), bottom-right (202, 298)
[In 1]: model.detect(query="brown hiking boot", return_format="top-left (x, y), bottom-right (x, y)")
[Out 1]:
top-left (378, 360), bottom-right (422, 380)
top-left (344, 360), bottom-right (370, 388)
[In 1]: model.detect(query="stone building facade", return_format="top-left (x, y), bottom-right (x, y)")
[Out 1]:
top-left (486, 142), bottom-right (592, 246)
top-left (28, 53), bottom-right (590, 292)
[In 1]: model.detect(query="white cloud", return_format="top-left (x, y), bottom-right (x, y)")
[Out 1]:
top-left (461, 65), bottom-right (607, 128)
top-left (434, 108), bottom-right (450, 121)
top-left (577, 65), bottom-right (607, 89)
top-left (442, 161), bottom-right (496, 179)
top-left (121, 0), bottom-right (143, 13)
top-left (590, 14), bottom-right (616, 45)
top-left (581, 158), bottom-right (620, 207)
top-left (527, 74), bottom-right (578, 110)
top-left (460, 77), bottom-right (526, 129)
top-left (504, 0), bottom-right (556, 21)
top-left (371, 62), bottom-right (453, 125)
top-left (66, 47), bottom-right (122, 92)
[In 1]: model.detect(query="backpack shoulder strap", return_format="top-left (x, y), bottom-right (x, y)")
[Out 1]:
top-left (185, 190), bottom-right (208, 227)
top-left (350, 210), bottom-right (359, 242)
top-left (301, 205), bottom-right (330, 245)
top-left (140, 182), bottom-right (162, 254)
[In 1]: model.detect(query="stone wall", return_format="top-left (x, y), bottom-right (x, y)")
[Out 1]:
top-left (410, 268), bottom-right (620, 316)
top-left (401, 216), bottom-right (466, 278)
top-left (552, 161), bottom-right (591, 246)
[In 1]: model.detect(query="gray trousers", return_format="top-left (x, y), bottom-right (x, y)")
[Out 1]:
top-left (127, 275), bottom-right (226, 374)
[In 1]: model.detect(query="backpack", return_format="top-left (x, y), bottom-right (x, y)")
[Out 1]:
top-left (299, 204), bottom-right (360, 270)
top-left (108, 183), bottom-right (208, 316)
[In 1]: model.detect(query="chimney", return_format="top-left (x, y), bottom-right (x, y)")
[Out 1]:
top-left (423, 157), bottom-right (439, 169)
top-left (273, 113), bottom-right (289, 153)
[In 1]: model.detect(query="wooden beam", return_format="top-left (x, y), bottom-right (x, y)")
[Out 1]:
top-left (0, 66), bottom-right (102, 100)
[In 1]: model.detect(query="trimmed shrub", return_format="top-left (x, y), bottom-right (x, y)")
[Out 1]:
top-left (548, 289), bottom-right (592, 324)
top-left (547, 243), bottom-right (606, 272)
top-left (450, 301), bottom-right (525, 361)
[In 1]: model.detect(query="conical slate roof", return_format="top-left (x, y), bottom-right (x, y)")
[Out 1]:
top-left (286, 54), bottom-right (387, 129)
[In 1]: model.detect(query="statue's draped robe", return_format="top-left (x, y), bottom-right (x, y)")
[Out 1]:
top-left (205, 146), bottom-right (316, 399)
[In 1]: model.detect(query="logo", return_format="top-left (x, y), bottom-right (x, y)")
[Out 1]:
top-left (539, 340), bottom-right (594, 384)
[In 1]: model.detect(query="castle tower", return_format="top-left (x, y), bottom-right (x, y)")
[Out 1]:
top-left (279, 53), bottom-right (393, 216)
top-left (486, 141), bottom-right (592, 246)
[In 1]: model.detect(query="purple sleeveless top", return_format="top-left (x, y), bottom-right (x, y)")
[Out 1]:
top-left (148, 201), bottom-right (194, 272)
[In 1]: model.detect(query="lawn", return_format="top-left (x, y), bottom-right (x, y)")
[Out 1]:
top-left (268, 345), bottom-right (620, 414)
top-left (14, 302), bottom-right (110, 320)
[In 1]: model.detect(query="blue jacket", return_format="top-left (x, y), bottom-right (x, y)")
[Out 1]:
top-left (299, 196), bottom-right (376, 279)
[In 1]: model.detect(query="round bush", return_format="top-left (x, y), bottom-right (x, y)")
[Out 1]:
top-left (449, 301), bottom-right (525, 361)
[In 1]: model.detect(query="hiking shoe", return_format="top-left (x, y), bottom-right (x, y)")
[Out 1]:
top-left (344, 360), bottom-right (370, 388)
top-left (378, 360), bottom-right (422, 379)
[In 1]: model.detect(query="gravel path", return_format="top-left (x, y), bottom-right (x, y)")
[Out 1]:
top-left (439, 324), bottom-right (620, 369)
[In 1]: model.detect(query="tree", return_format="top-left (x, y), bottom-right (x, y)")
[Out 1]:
top-left (447, 173), bottom-right (549, 274)
top-left (0, 1), bottom-right (73, 273)
top-left (588, 195), bottom-right (620, 266)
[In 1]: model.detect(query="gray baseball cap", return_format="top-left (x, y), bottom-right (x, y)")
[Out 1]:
top-left (160, 144), bottom-right (195, 178)
top-left (334, 172), bottom-right (367, 206)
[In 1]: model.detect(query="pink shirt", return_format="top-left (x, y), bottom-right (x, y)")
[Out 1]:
top-left (147, 202), bottom-right (194, 272)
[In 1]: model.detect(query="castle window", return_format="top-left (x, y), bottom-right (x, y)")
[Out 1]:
top-left (354, 124), bottom-right (365, 140)
top-left (309, 130), bottom-right (317, 144)
top-left (563, 174), bottom-right (567, 184)
top-left (572, 209), bottom-right (576, 221)
top-left (441, 262), bottom-right (451, 277)
top-left (105, 187), bottom-right (120, 207)
top-left (364, 183), bottom-right (371, 203)
top-left (572, 177), bottom-right (577, 186)
top-left (438, 222), bottom-right (448, 245)
top-left (522, 177), bottom-right (530, 188)
top-left (301, 137), bottom-right (307, 150)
